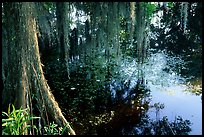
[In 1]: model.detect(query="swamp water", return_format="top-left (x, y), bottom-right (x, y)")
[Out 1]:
top-left (142, 51), bottom-right (202, 135)
top-left (104, 51), bottom-right (202, 135)
top-left (51, 50), bottom-right (202, 135)
top-left (102, 50), bottom-right (201, 135)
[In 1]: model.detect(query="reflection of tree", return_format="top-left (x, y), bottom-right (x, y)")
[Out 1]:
top-left (93, 81), bottom-right (151, 135)
top-left (94, 81), bottom-right (192, 135)
top-left (123, 102), bottom-right (192, 135)
top-left (153, 102), bottom-right (165, 122)
top-left (133, 115), bottom-right (191, 135)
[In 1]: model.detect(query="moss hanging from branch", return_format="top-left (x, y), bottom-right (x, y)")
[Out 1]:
top-left (129, 2), bottom-right (136, 48)
top-left (180, 2), bottom-right (189, 34)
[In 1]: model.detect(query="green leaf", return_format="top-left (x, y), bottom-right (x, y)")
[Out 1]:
top-left (2, 118), bottom-right (14, 123)
top-left (2, 111), bottom-right (9, 117)
top-left (8, 104), bottom-right (11, 117)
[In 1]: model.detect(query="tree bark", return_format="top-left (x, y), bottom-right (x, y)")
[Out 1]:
top-left (56, 2), bottom-right (70, 79)
top-left (2, 2), bottom-right (75, 135)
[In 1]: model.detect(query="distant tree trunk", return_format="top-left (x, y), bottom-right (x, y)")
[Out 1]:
top-left (2, 7), bottom-right (8, 97)
top-left (56, 2), bottom-right (70, 79)
top-left (2, 2), bottom-right (75, 135)
top-left (35, 2), bottom-right (52, 52)
top-left (112, 2), bottom-right (121, 64)
top-left (70, 28), bottom-right (78, 62)
top-left (84, 19), bottom-right (90, 62)
top-left (135, 2), bottom-right (146, 63)
top-left (134, 2), bottom-right (149, 83)
top-left (105, 3), bottom-right (111, 84)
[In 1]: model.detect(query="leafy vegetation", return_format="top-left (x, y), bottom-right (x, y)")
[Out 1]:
top-left (2, 104), bottom-right (39, 135)
top-left (2, 104), bottom-right (72, 135)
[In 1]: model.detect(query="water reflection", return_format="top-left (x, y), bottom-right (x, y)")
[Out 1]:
top-left (148, 87), bottom-right (202, 135)
top-left (49, 50), bottom-right (201, 135)
top-left (94, 81), bottom-right (151, 135)
top-left (118, 50), bottom-right (202, 135)
top-left (94, 80), bottom-right (193, 135)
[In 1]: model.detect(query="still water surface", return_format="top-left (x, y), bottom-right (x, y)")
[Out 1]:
top-left (120, 50), bottom-right (202, 135)
top-left (148, 83), bottom-right (202, 135)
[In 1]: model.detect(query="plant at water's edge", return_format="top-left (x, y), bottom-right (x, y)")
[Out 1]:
top-left (2, 104), bottom-right (70, 135)
top-left (43, 121), bottom-right (71, 135)
top-left (43, 122), bottom-right (58, 135)
top-left (2, 104), bottom-right (40, 135)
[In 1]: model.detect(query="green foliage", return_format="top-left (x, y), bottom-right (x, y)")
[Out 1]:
top-left (2, 104), bottom-right (40, 135)
top-left (167, 2), bottom-right (174, 8)
top-left (150, 2), bottom-right (202, 81)
top-left (145, 3), bottom-right (157, 19)
top-left (119, 29), bottom-right (128, 42)
top-left (2, 104), bottom-right (71, 135)
top-left (43, 121), bottom-right (68, 135)
top-left (43, 2), bottom-right (55, 12)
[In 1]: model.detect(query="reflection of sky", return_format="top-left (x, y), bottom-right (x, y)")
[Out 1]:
top-left (148, 84), bottom-right (202, 135)
top-left (70, 6), bottom-right (89, 30)
top-left (144, 52), bottom-right (202, 135)
top-left (120, 51), bottom-right (202, 135)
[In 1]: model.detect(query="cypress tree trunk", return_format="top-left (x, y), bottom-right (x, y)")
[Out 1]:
top-left (56, 2), bottom-right (70, 79)
top-left (135, 2), bottom-right (146, 63)
top-left (2, 2), bottom-right (75, 135)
